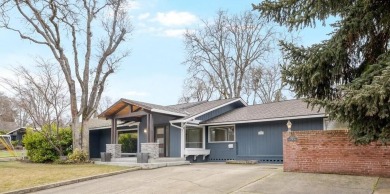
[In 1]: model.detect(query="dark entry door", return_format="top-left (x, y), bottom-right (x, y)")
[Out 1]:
top-left (155, 126), bottom-right (165, 157)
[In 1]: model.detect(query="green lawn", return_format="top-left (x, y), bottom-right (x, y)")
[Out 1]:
top-left (0, 150), bottom-right (25, 158)
top-left (0, 161), bottom-right (134, 192)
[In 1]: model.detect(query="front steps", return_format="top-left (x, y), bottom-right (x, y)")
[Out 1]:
top-left (95, 157), bottom-right (190, 169)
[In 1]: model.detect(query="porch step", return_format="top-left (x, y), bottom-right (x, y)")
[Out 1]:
top-left (111, 157), bottom-right (137, 163)
top-left (148, 157), bottom-right (186, 163)
top-left (140, 161), bottom-right (190, 169)
top-left (95, 160), bottom-right (190, 169)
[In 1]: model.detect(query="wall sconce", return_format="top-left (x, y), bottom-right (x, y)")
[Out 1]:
top-left (286, 120), bottom-right (292, 132)
top-left (143, 128), bottom-right (147, 133)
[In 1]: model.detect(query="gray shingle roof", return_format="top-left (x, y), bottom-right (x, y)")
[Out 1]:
top-left (121, 99), bottom-right (187, 115)
top-left (203, 99), bottom-right (325, 124)
top-left (88, 118), bottom-right (113, 129)
top-left (180, 98), bottom-right (241, 120)
top-left (167, 101), bottom-right (206, 110)
top-left (120, 98), bottom-right (243, 120)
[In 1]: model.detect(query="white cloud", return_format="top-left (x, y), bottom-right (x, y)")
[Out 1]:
top-left (138, 12), bottom-right (150, 20)
top-left (155, 11), bottom-right (198, 26)
top-left (163, 29), bottom-right (186, 38)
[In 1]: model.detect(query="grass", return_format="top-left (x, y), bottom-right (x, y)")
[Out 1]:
top-left (0, 150), bottom-right (25, 158)
top-left (0, 161), bottom-right (132, 192)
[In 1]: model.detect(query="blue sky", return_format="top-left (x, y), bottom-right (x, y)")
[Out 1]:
top-left (0, 0), bottom-right (333, 105)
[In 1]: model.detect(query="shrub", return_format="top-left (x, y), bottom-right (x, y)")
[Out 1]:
top-left (11, 140), bottom-right (18, 147)
top-left (67, 148), bottom-right (88, 163)
top-left (23, 125), bottom-right (72, 163)
top-left (118, 133), bottom-right (137, 153)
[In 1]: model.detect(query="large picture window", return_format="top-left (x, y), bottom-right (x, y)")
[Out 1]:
top-left (209, 125), bottom-right (235, 142)
top-left (185, 126), bottom-right (203, 148)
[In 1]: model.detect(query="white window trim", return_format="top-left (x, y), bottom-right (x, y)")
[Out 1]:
top-left (184, 125), bottom-right (205, 149)
top-left (208, 125), bottom-right (236, 143)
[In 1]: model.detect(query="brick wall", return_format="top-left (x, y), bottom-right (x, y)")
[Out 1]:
top-left (283, 130), bottom-right (390, 177)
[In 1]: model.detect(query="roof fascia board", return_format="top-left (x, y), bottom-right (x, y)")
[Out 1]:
top-left (90, 122), bottom-right (140, 131)
top-left (6, 127), bottom-right (26, 135)
top-left (151, 108), bottom-right (187, 117)
top-left (98, 99), bottom-right (127, 118)
top-left (180, 98), bottom-right (246, 123)
top-left (200, 114), bottom-right (326, 126)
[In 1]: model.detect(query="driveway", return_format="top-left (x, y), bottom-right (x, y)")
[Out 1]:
top-left (33, 163), bottom-right (387, 194)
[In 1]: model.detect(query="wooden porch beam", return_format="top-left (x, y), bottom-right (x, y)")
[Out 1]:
top-left (114, 109), bottom-right (149, 119)
top-left (149, 113), bottom-right (154, 143)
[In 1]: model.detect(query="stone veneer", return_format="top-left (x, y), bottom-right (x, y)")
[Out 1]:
top-left (141, 143), bottom-right (159, 159)
top-left (106, 144), bottom-right (121, 158)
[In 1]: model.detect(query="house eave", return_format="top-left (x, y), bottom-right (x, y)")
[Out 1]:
top-left (151, 108), bottom-right (187, 117)
top-left (170, 98), bottom-right (246, 123)
top-left (200, 114), bottom-right (327, 126)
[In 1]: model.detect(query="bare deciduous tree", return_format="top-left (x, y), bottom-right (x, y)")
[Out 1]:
top-left (1, 60), bottom-right (70, 156)
top-left (179, 77), bottom-right (215, 103)
top-left (0, 92), bottom-right (16, 123)
top-left (244, 65), bottom-right (285, 104)
top-left (0, 0), bottom-right (132, 153)
top-left (97, 95), bottom-right (114, 115)
top-left (182, 10), bottom-right (284, 104)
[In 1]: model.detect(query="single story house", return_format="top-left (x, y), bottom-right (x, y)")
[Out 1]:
top-left (7, 127), bottom-right (26, 145)
top-left (93, 98), bottom-right (325, 163)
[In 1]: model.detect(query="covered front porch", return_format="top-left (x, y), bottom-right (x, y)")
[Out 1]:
top-left (96, 99), bottom-right (187, 160)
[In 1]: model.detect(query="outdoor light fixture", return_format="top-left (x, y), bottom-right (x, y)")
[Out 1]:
top-left (286, 120), bottom-right (292, 132)
top-left (143, 128), bottom-right (147, 133)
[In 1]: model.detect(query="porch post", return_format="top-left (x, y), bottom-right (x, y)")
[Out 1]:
top-left (181, 123), bottom-right (185, 158)
top-left (146, 114), bottom-right (150, 142)
top-left (111, 118), bottom-right (117, 143)
top-left (149, 114), bottom-right (154, 143)
top-left (146, 113), bottom-right (155, 143)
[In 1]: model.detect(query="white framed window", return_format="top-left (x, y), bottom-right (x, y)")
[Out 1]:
top-left (209, 125), bottom-right (235, 143)
top-left (185, 126), bottom-right (204, 148)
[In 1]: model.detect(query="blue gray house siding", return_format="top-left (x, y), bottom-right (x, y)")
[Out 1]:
top-left (138, 113), bottom-right (180, 157)
top-left (169, 125), bottom-right (181, 157)
top-left (195, 101), bottom-right (244, 121)
top-left (89, 129), bottom-right (111, 158)
top-left (137, 116), bottom-right (147, 153)
top-left (206, 117), bottom-right (324, 163)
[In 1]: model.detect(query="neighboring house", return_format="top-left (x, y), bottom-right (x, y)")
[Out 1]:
top-left (94, 98), bottom-right (325, 163)
top-left (7, 127), bottom-right (26, 145)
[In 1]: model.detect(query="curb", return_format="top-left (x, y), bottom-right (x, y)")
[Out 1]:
top-left (3, 167), bottom-right (141, 194)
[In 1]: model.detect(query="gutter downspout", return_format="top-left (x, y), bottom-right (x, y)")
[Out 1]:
top-left (170, 121), bottom-right (186, 158)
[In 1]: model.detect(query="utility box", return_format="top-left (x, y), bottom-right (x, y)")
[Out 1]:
top-left (137, 153), bottom-right (149, 163)
top-left (100, 152), bottom-right (111, 162)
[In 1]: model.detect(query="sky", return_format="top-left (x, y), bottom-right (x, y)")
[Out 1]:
top-left (0, 0), bottom-right (334, 106)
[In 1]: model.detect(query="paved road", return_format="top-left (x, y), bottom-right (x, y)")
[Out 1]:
top-left (33, 163), bottom-right (387, 194)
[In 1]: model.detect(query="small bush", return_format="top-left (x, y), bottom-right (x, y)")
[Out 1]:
top-left (67, 148), bottom-right (89, 163)
top-left (23, 125), bottom-right (72, 163)
top-left (118, 133), bottom-right (137, 153)
top-left (11, 140), bottom-right (18, 147)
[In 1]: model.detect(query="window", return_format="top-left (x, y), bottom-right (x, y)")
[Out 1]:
top-left (185, 126), bottom-right (203, 148)
top-left (209, 125), bottom-right (235, 142)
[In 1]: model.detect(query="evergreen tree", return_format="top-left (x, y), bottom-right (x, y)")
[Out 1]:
top-left (253, 0), bottom-right (390, 143)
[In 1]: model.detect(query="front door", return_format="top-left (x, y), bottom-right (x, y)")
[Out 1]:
top-left (155, 126), bottom-right (165, 157)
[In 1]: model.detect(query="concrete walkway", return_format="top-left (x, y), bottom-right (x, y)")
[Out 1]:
top-left (32, 163), bottom-right (389, 194)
